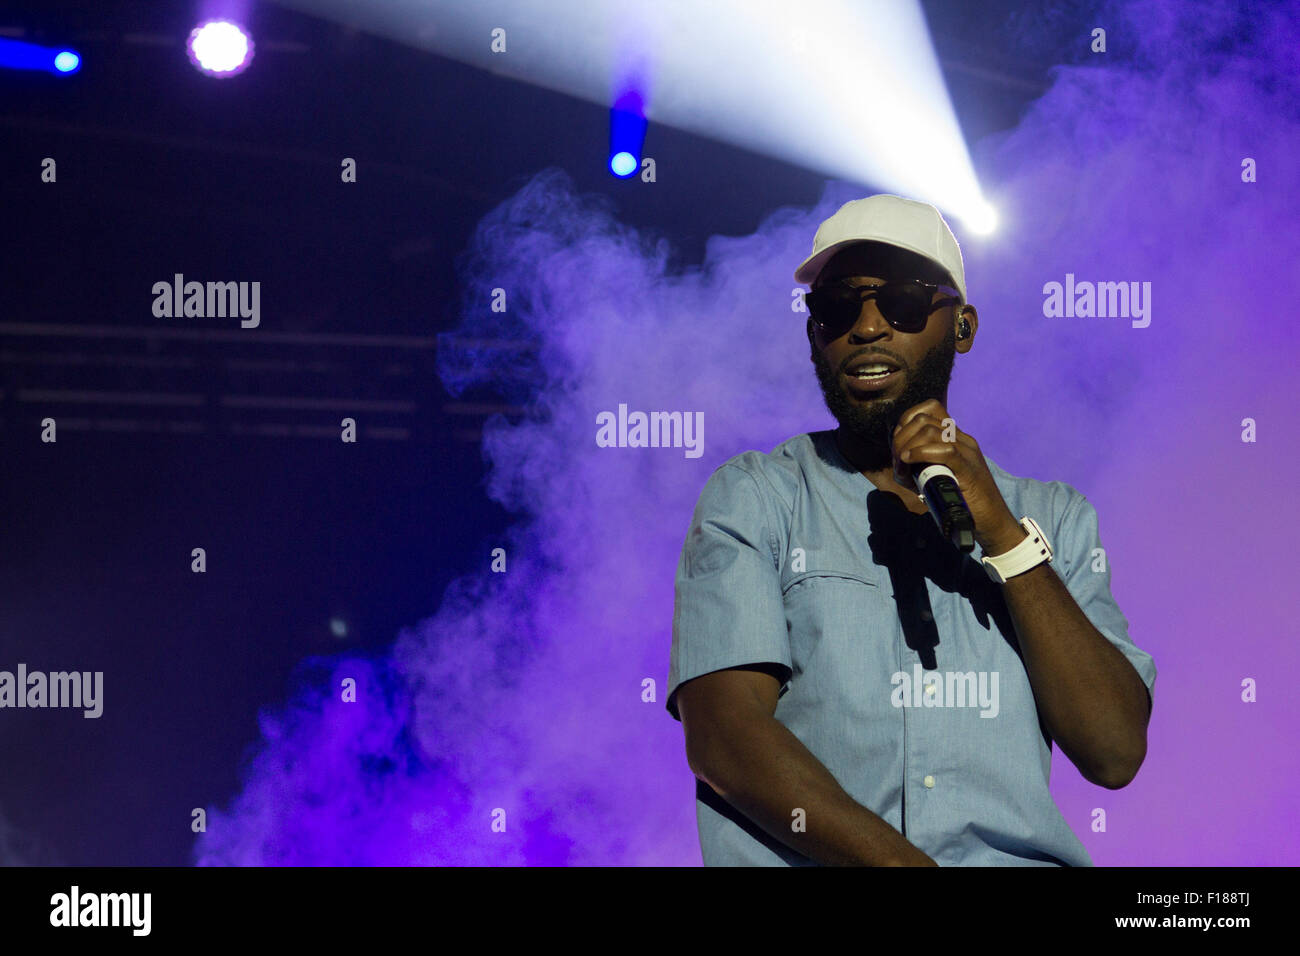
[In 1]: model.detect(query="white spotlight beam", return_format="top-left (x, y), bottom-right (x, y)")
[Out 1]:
top-left (273, 0), bottom-right (989, 230)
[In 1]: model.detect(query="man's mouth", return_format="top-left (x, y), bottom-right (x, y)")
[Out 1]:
top-left (845, 366), bottom-right (900, 393)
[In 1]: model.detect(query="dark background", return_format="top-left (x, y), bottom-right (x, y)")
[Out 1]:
top-left (0, 0), bottom-right (1083, 864)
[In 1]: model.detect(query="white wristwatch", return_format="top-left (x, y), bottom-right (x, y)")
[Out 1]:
top-left (982, 516), bottom-right (1053, 583)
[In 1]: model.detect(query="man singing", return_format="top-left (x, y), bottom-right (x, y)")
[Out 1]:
top-left (665, 194), bottom-right (1156, 866)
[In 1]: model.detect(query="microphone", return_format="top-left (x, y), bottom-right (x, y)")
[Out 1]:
top-left (912, 463), bottom-right (976, 552)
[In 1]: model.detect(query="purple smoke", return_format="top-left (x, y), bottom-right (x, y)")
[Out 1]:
top-left (195, 0), bottom-right (1300, 865)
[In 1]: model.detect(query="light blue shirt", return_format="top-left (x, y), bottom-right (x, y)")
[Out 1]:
top-left (667, 430), bottom-right (1156, 866)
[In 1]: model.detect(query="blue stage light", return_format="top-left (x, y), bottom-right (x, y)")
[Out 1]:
top-left (610, 90), bottom-right (647, 180)
top-left (610, 152), bottom-right (637, 177)
top-left (0, 38), bottom-right (82, 75)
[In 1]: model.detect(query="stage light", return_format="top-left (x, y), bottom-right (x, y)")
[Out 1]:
top-left (964, 201), bottom-right (998, 236)
top-left (186, 19), bottom-right (254, 77)
top-left (280, 1), bottom-right (996, 237)
top-left (0, 37), bottom-right (82, 75)
top-left (610, 151), bottom-right (637, 177)
top-left (610, 90), bottom-right (647, 180)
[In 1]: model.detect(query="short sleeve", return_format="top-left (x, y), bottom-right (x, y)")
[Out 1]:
top-left (665, 463), bottom-right (792, 722)
top-left (1052, 490), bottom-right (1157, 708)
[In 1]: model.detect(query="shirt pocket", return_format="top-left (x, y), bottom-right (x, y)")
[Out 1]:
top-left (781, 571), bottom-right (890, 682)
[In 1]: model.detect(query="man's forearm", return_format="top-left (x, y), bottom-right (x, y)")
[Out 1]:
top-left (982, 520), bottom-right (1151, 787)
top-left (692, 714), bottom-right (935, 866)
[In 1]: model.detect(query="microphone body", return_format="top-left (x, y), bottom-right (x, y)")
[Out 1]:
top-left (913, 463), bottom-right (976, 552)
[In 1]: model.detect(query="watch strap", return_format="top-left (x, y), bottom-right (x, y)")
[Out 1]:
top-left (982, 516), bottom-right (1052, 583)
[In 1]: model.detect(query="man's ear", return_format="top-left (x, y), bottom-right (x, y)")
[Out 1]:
top-left (955, 304), bottom-right (978, 354)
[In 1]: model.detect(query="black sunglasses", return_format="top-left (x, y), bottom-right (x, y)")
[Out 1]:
top-left (805, 278), bottom-right (960, 337)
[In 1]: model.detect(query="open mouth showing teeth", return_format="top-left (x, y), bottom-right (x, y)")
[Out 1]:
top-left (845, 366), bottom-right (899, 394)
top-left (849, 365), bottom-right (897, 380)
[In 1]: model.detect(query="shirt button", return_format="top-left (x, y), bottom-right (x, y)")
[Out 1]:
top-left (920, 610), bottom-right (933, 622)
top-left (923, 775), bottom-right (935, 789)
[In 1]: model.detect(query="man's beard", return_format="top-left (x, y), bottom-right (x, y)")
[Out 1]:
top-left (812, 324), bottom-right (957, 472)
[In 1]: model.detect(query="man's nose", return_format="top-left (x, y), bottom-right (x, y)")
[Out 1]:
top-left (847, 299), bottom-right (892, 340)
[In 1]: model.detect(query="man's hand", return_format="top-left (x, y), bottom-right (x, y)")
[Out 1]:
top-left (891, 399), bottom-right (1025, 556)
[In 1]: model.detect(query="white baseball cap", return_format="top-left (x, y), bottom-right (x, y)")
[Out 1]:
top-left (794, 194), bottom-right (966, 303)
